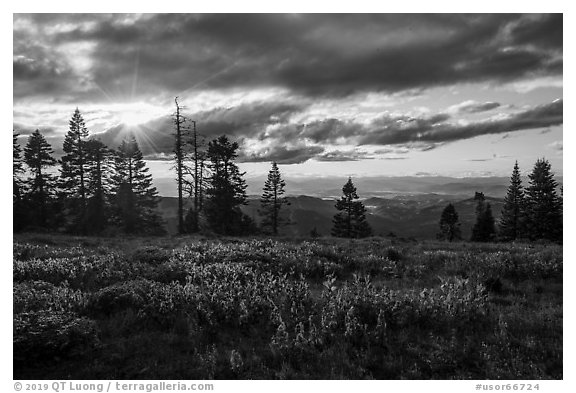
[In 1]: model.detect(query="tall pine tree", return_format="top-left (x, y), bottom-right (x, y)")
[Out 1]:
top-left (204, 135), bottom-right (251, 235)
top-left (259, 162), bottom-right (290, 235)
top-left (13, 132), bottom-right (27, 231)
top-left (84, 139), bottom-right (113, 234)
top-left (13, 132), bottom-right (25, 202)
top-left (470, 192), bottom-right (496, 242)
top-left (437, 203), bottom-right (461, 242)
top-left (524, 158), bottom-right (562, 242)
top-left (332, 177), bottom-right (372, 238)
top-left (111, 135), bottom-right (164, 234)
top-left (59, 108), bottom-right (90, 232)
top-left (499, 161), bottom-right (526, 241)
top-left (23, 130), bottom-right (57, 228)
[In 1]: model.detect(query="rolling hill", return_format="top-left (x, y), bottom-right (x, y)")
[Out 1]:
top-left (158, 193), bottom-right (505, 239)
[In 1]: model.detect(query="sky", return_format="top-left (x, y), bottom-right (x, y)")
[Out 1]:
top-left (12, 13), bottom-right (563, 196)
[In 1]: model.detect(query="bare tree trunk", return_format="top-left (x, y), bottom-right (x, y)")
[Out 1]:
top-left (174, 97), bottom-right (186, 234)
top-left (192, 120), bottom-right (199, 232)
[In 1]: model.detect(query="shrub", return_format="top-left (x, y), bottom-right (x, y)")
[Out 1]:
top-left (14, 311), bottom-right (99, 366)
top-left (13, 281), bottom-right (88, 314)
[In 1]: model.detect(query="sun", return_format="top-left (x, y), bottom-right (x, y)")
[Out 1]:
top-left (119, 111), bottom-right (148, 127)
top-left (114, 103), bottom-right (164, 127)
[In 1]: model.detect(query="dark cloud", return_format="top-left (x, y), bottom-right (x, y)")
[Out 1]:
top-left (373, 147), bottom-right (410, 155)
top-left (358, 99), bottom-right (562, 146)
top-left (13, 123), bottom-right (59, 137)
top-left (14, 96), bottom-right (563, 164)
top-left (90, 100), bottom-right (306, 157)
top-left (13, 123), bottom-right (63, 154)
top-left (239, 145), bottom-right (325, 165)
top-left (13, 13), bottom-right (563, 100)
top-left (316, 149), bottom-right (373, 162)
top-left (94, 99), bottom-right (561, 162)
top-left (453, 101), bottom-right (501, 114)
top-left (510, 14), bottom-right (562, 50)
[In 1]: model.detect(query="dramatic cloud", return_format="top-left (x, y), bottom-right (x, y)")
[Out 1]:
top-left (509, 14), bottom-right (562, 50)
top-left (12, 14), bottom-right (563, 176)
top-left (449, 101), bottom-right (501, 114)
top-left (239, 144), bottom-right (325, 165)
top-left (14, 14), bottom-right (562, 101)
top-left (316, 149), bottom-right (374, 162)
top-left (85, 98), bottom-right (562, 163)
top-left (357, 99), bottom-right (562, 146)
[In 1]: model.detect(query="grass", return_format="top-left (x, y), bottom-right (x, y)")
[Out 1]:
top-left (13, 233), bottom-right (562, 379)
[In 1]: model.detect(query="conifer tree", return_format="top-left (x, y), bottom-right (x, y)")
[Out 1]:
top-left (13, 132), bottom-right (25, 202)
top-left (332, 177), bottom-right (372, 238)
top-left (13, 132), bottom-right (28, 231)
top-left (499, 161), bottom-right (525, 241)
top-left (259, 162), bottom-right (290, 235)
top-left (111, 135), bottom-right (164, 234)
top-left (23, 130), bottom-right (57, 228)
top-left (471, 192), bottom-right (496, 242)
top-left (437, 203), bottom-right (461, 242)
top-left (59, 108), bottom-right (90, 232)
top-left (524, 158), bottom-right (562, 242)
top-left (204, 135), bottom-right (250, 235)
top-left (84, 139), bottom-right (113, 234)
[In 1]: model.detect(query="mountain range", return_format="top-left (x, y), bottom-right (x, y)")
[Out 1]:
top-left (157, 192), bottom-right (505, 240)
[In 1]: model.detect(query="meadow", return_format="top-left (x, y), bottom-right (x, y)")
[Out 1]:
top-left (13, 234), bottom-right (562, 379)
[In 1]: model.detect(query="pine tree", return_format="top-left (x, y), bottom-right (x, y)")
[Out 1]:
top-left (59, 108), bottom-right (90, 232)
top-left (204, 135), bottom-right (250, 235)
top-left (13, 132), bottom-right (25, 201)
top-left (499, 161), bottom-right (526, 241)
top-left (437, 203), bottom-right (461, 242)
top-left (83, 139), bottom-right (113, 234)
top-left (111, 135), bottom-right (164, 234)
top-left (471, 192), bottom-right (496, 242)
top-left (23, 130), bottom-right (57, 228)
top-left (331, 177), bottom-right (372, 238)
top-left (524, 158), bottom-right (562, 242)
top-left (14, 132), bottom-right (27, 231)
top-left (259, 162), bottom-right (290, 235)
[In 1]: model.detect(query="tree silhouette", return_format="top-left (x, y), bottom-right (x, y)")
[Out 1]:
top-left (204, 135), bottom-right (251, 235)
top-left (13, 132), bottom-right (25, 201)
top-left (471, 192), bottom-right (496, 242)
top-left (437, 203), bottom-right (461, 242)
top-left (499, 161), bottom-right (526, 241)
top-left (332, 177), bottom-right (372, 238)
top-left (13, 132), bottom-right (27, 231)
top-left (259, 162), bottom-right (290, 235)
top-left (183, 119), bottom-right (208, 233)
top-left (524, 158), bottom-right (562, 242)
top-left (59, 108), bottom-right (90, 232)
top-left (111, 135), bottom-right (164, 234)
top-left (23, 130), bottom-right (57, 228)
top-left (172, 97), bottom-right (188, 234)
top-left (83, 139), bottom-right (113, 234)
top-left (310, 227), bottom-right (321, 238)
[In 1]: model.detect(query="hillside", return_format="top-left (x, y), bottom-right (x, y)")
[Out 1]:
top-left (158, 193), bottom-right (505, 239)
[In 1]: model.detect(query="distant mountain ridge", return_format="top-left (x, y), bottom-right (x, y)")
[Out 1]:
top-left (157, 192), bottom-right (505, 240)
